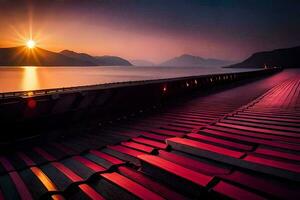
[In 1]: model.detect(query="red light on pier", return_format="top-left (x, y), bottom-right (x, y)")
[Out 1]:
top-left (27, 98), bottom-right (37, 109)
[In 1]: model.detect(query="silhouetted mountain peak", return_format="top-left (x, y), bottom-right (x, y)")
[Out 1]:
top-left (227, 46), bottom-right (300, 68)
top-left (60, 50), bottom-right (132, 66)
top-left (0, 46), bottom-right (94, 66)
top-left (60, 50), bottom-right (93, 58)
top-left (60, 50), bottom-right (96, 64)
top-left (177, 54), bottom-right (205, 61)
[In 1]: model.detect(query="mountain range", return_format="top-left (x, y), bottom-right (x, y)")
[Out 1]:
top-left (159, 54), bottom-right (235, 67)
top-left (227, 46), bottom-right (300, 68)
top-left (0, 47), bottom-right (132, 66)
top-left (0, 45), bottom-right (299, 68)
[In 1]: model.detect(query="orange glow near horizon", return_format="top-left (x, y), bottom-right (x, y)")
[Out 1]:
top-left (0, 1), bottom-right (299, 63)
top-left (0, 11), bottom-right (235, 63)
top-left (0, 12), bottom-right (236, 63)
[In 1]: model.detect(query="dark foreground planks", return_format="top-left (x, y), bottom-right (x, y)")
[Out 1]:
top-left (0, 70), bottom-right (300, 199)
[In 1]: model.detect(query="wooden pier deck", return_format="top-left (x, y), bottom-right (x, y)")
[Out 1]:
top-left (0, 69), bottom-right (299, 199)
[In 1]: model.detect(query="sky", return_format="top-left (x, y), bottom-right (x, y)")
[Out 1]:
top-left (0, 0), bottom-right (299, 63)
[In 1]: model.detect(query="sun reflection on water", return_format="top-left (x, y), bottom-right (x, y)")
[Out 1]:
top-left (22, 66), bottom-right (39, 91)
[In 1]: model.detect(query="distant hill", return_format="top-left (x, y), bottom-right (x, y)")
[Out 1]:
top-left (130, 59), bottom-right (155, 66)
top-left (227, 46), bottom-right (300, 68)
top-left (60, 50), bottom-right (97, 64)
top-left (160, 54), bottom-right (234, 67)
top-left (94, 56), bottom-right (132, 66)
top-left (0, 46), bottom-right (94, 66)
top-left (60, 50), bottom-right (132, 66)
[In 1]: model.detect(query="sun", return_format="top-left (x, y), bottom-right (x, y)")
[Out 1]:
top-left (26, 39), bottom-right (36, 49)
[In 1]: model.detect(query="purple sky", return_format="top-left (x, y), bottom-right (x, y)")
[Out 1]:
top-left (0, 0), bottom-right (299, 62)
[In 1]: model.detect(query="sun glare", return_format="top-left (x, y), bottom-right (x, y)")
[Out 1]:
top-left (26, 39), bottom-right (36, 48)
top-left (22, 66), bottom-right (39, 91)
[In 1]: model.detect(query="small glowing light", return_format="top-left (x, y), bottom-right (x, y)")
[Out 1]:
top-left (27, 91), bottom-right (34, 96)
top-left (163, 86), bottom-right (167, 92)
top-left (194, 80), bottom-right (198, 84)
top-left (26, 39), bottom-right (36, 48)
top-left (186, 82), bottom-right (189, 87)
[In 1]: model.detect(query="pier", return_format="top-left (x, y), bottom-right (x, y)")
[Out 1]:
top-left (0, 68), bottom-right (299, 199)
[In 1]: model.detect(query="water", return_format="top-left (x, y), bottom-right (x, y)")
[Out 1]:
top-left (0, 66), bottom-right (259, 93)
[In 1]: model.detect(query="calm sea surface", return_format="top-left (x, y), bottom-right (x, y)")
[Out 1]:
top-left (0, 66), bottom-right (259, 93)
